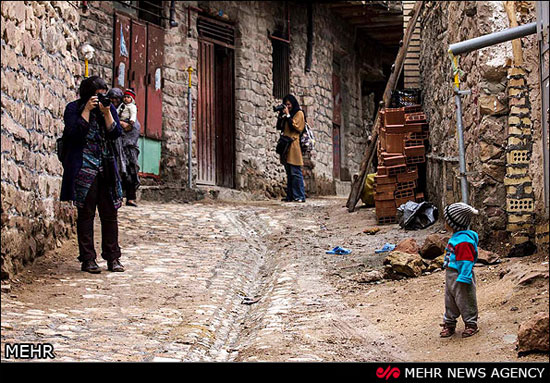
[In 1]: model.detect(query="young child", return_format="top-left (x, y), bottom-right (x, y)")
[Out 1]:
top-left (440, 202), bottom-right (480, 338)
top-left (117, 89), bottom-right (137, 131)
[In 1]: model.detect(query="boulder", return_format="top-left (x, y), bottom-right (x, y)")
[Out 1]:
top-left (394, 238), bottom-right (419, 255)
top-left (383, 251), bottom-right (425, 278)
top-left (427, 255), bottom-right (445, 272)
top-left (476, 249), bottom-right (501, 265)
top-left (420, 234), bottom-right (449, 260)
top-left (354, 270), bottom-right (384, 283)
top-left (517, 313), bottom-right (549, 355)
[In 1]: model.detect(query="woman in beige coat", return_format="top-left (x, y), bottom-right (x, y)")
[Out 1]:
top-left (277, 94), bottom-right (306, 202)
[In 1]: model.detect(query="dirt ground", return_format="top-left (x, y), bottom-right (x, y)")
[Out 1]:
top-left (1, 197), bottom-right (548, 362)
top-left (320, 201), bottom-right (549, 362)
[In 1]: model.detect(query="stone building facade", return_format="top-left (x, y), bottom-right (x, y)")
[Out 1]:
top-left (419, 1), bottom-right (548, 249)
top-left (1, 1), bottom-right (396, 278)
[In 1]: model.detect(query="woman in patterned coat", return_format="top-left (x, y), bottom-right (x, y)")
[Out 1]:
top-left (60, 76), bottom-right (125, 273)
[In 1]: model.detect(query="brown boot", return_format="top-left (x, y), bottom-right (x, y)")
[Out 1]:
top-left (462, 324), bottom-right (479, 338)
top-left (440, 323), bottom-right (456, 337)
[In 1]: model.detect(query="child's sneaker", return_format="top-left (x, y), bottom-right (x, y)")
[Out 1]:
top-left (462, 324), bottom-right (479, 338)
top-left (440, 323), bottom-right (456, 337)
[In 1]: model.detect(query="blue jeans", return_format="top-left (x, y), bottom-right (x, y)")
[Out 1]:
top-left (284, 164), bottom-right (306, 201)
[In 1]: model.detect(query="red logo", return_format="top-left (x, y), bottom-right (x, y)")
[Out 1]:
top-left (376, 366), bottom-right (401, 380)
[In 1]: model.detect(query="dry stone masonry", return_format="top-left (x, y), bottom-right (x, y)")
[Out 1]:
top-left (1, 1), bottom-right (82, 279)
top-left (419, 1), bottom-right (545, 248)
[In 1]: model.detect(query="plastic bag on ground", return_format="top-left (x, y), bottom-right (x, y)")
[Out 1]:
top-left (397, 201), bottom-right (439, 230)
top-left (361, 173), bottom-right (376, 206)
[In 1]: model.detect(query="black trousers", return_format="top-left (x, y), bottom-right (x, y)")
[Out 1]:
top-left (122, 174), bottom-right (137, 201)
top-left (76, 174), bottom-right (121, 262)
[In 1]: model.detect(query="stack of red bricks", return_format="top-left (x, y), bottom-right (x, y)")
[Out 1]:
top-left (374, 105), bottom-right (429, 224)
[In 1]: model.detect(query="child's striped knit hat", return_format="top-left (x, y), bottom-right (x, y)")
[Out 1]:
top-left (124, 88), bottom-right (136, 101)
top-left (444, 202), bottom-right (479, 231)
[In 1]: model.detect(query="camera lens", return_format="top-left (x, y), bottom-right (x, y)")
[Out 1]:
top-left (97, 93), bottom-right (111, 107)
top-left (273, 104), bottom-right (285, 112)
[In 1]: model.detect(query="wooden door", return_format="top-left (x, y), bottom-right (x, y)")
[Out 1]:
top-left (197, 40), bottom-right (216, 185)
top-left (145, 23), bottom-right (164, 140)
top-left (130, 20), bottom-right (147, 135)
top-left (332, 73), bottom-right (342, 180)
top-left (333, 124), bottom-right (341, 179)
top-left (114, 14), bottom-right (131, 90)
top-left (215, 46), bottom-right (235, 188)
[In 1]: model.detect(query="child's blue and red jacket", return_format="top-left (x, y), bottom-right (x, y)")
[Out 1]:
top-left (443, 230), bottom-right (479, 284)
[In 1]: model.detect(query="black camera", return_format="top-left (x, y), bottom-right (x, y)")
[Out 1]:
top-left (273, 104), bottom-right (285, 113)
top-left (97, 93), bottom-right (111, 107)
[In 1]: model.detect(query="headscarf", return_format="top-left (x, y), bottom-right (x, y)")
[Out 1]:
top-left (107, 88), bottom-right (124, 101)
top-left (78, 75), bottom-right (108, 104)
top-left (283, 94), bottom-right (301, 118)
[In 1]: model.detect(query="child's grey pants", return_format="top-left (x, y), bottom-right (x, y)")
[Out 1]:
top-left (444, 267), bottom-right (478, 327)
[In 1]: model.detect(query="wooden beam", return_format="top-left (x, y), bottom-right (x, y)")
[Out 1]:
top-left (356, 22), bottom-right (405, 28)
top-left (346, 1), bottom-right (424, 213)
top-left (346, 16), bottom-right (403, 25)
top-left (503, 1), bottom-right (523, 66)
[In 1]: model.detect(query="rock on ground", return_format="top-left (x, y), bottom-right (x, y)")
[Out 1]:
top-left (517, 312), bottom-right (549, 355)
top-left (394, 238), bottom-right (419, 255)
top-left (384, 251), bottom-right (425, 278)
top-left (420, 234), bottom-right (449, 260)
top-left (477, 249), bottom-right (500, 265)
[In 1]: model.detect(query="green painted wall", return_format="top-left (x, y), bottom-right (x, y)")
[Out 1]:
top-left (138, 137), bottom-right (161, 176)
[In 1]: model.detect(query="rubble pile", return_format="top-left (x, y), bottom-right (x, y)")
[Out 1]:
top-left (374, 105), bottom-right (429, 224)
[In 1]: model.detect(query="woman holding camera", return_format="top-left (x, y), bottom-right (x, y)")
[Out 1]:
top-left (277, 94), bottom-right (306, 203)
top-left (60, 76), bottom-right (125, 273)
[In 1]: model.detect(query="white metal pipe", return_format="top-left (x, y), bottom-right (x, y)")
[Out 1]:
top-left (449, 22), bottom-right (537, 55)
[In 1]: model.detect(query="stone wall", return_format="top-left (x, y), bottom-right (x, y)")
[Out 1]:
top-left (78, 1), bottom-right (393, 198)
top-left (1, 1), bottom-right (392, 278)
top-left (201, 1), bottom-right (393, 197)
top-left (419, 1), bottom-right (543, 247)
top-left (1, 1), bottom-right (82, 278)
top-left (160, 1), bottom-right (198, 187)
top-left (78, 1), bottom-right (114, 85)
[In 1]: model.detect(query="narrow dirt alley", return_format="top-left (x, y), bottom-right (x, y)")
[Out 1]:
top-left (1, 198), bottom-right (548, 362)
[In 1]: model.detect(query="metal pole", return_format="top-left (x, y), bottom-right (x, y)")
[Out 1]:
top-left (454, 88), bottom-right (471, 204)
top-left (187, 67), bottom-right (194, 189)
top-left (449, 22), bottom-right (537, 55)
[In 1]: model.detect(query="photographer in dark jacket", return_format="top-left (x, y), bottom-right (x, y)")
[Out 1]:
top-left (60, 76), bottom-right (125, 273)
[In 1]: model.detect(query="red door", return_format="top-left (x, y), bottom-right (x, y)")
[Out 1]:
top-left (332, 73), bottom-right (342, 126)
top-left (130, 20), bottom-right (147, 135)
top-left (146, 24), bottom-right (164, 140)
top-left (197, 40), bottom-right (216, 185)
top-left (114, 14), bottom-right (131, 90)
